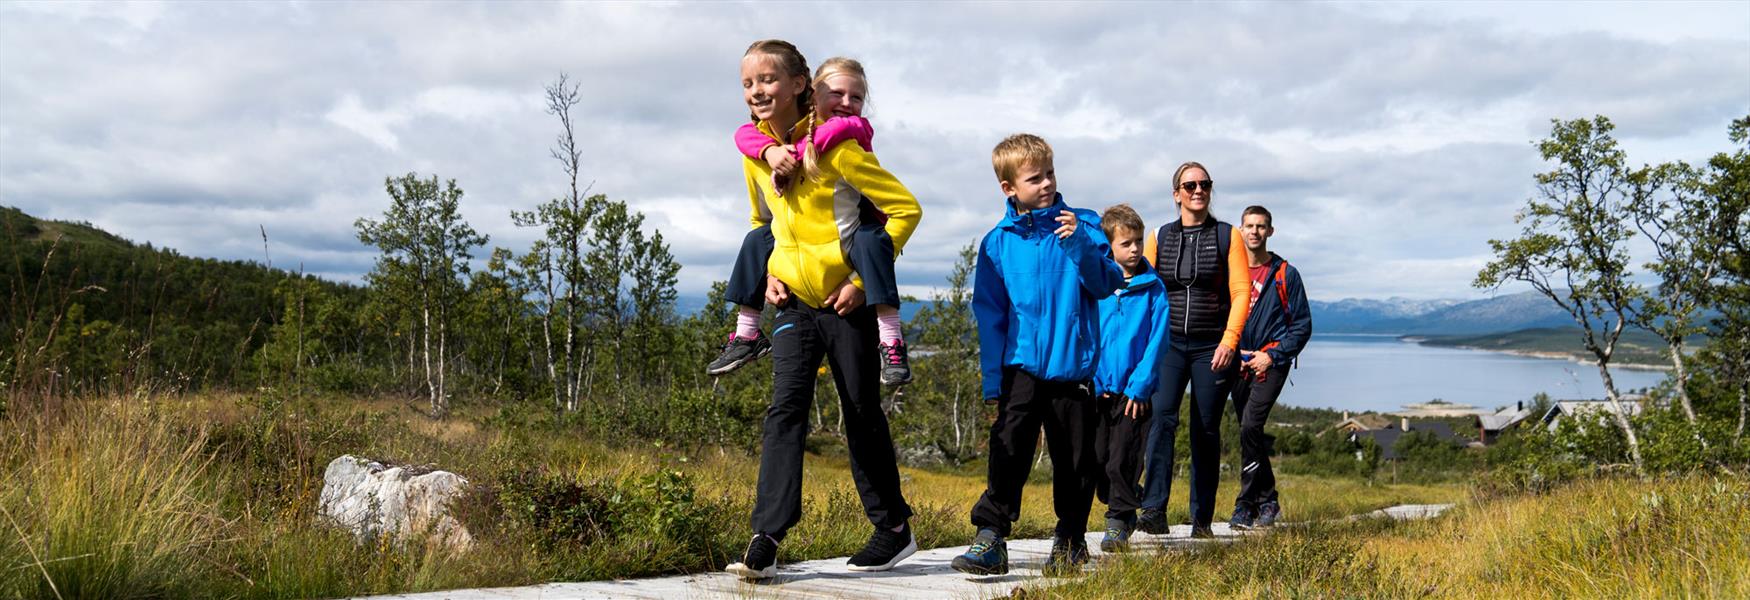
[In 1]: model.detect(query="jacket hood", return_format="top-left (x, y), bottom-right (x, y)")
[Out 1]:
top-left (1119, 259), bottom-right (1162, 295)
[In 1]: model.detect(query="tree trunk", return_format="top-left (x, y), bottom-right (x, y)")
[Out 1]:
top-left (436, 307), bottom-right (448, 418)
top-left (1667, 340), bottom-right (1706, 451)
top-left (422, 301), bottom-right (435, 416)
top-left (1735, 383), bottom-right (1746, 444)
top-left (1597, 361), bottom-right (1646, 476)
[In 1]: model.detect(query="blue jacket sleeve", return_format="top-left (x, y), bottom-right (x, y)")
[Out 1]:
top-left (1123, 287), bottom-right (1173, 400)
top-left (1268, 266), bottom-right (1313, 364)
top-left (1062, 214), bottom-right (1126, 299)
top-left (972, 233), bottom-right (1010, 400)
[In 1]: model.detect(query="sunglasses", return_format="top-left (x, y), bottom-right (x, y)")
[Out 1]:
top-left (1179, 179), bottom-right (1214, 193)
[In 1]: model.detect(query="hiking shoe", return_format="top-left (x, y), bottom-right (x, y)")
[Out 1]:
top-left (1100, 518), bottom-right (1133, 553)
top-left (1137, 508), bottom-right (1168, 535)
top-left (1043, 535), bottom-right (1091, 577)
top-left (1229, 505), bottom-right (1256, 530)
top-left (1256, 501), bottom-right (1281, 528)
top-left (950, 529), bottom-right (1008, 575)
top-left (879, 340), bottom-right (913, 386)
top-left (847, 523), bottom-right (917, 572)
top-left (707, 334), bottom-right (771, 376)
top-left (1190, 524), bottom-right (1215, 539)
top-left (724, 533), bottom-right (778, 580)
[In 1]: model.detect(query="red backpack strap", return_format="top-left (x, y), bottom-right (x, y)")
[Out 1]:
top-left (1274, 260), bottom-right (1290, 316)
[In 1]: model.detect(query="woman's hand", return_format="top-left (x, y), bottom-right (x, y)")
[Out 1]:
top-left (765, 274), bottom-right (790, 307)
top-left (823, 277), bottom-right (866, 316)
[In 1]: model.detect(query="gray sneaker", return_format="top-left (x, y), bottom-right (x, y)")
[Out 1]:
top-left (879, 340), bottom-right (913, 386)
top-left (707, 334), bottom-right (771, 376)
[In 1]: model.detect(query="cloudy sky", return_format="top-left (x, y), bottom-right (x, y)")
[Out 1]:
top-left (2, 1), bottom-right (1745, 302)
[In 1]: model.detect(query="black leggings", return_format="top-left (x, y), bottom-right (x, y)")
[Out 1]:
top-left (1141, 333), bottom-right (1237, 526)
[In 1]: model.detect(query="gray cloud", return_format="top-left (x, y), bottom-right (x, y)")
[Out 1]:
top-left (2, 2), bottom-right (1744, 304)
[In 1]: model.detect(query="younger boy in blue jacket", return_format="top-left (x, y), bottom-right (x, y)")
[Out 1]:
top-left (952, 134), bottom-right (1126, 577)
top-left (1090, 204), bottom-right (1170, 553)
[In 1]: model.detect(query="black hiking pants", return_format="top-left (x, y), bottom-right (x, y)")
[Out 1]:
top-left (1232, 362), bottom-right (1289, 509)
top-left (970, 367), bottom-right (1097, 539)
top-left (750, 302), bottom-right (912, 541)
top-left (1095, 392), bottom-right (1151, 523)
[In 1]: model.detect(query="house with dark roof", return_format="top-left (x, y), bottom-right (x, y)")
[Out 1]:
top-left (1347, 417), bottom-right (1463, 461)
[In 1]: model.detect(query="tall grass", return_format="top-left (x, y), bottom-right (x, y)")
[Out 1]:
top-left (1, 402), bottom-right (225, 598)
top-left (1036, 475), bottom-right (1749, 599)
top-left (0, 394), bottom-right (1467, 598)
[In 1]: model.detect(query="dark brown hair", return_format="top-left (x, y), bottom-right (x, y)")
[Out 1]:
top-left (1242, 205), bottom-right (1273, 227)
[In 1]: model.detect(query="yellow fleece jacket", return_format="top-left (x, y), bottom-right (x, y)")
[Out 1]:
top-left (1143, 224), bottom-right (1252, 350)
top-left (743, 120), bottom-right (921, 309)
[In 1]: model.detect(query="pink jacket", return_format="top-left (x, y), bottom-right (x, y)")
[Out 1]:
top-left (735, 115), bottom-right (874, 161)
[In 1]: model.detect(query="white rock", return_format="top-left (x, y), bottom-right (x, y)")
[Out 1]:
top-left (317, 455), bottom-right (474, 551)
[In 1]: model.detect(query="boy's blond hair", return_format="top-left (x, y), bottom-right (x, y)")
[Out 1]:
top-left (991, 133), bottom-right (1053, 184)
top-left (1101, 203), bottom-right (1144, 240)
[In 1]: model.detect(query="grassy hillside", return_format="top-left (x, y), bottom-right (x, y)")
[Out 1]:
top-left (0, 393), bottom-right (1461, 599)
top-left (1411, 326), bottom-right (1693, 368)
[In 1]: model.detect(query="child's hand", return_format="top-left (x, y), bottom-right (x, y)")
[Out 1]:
top-left (1054, 210), bottom-right (1078, 239)
top-left (1124, 397), bottom-right (1148, 420)
top-left (763, 145), bottom-right (799, 178)
top-left (764, 274), bottom-right (790, 307)
top-left (823, 277), bottom-right (865, 316)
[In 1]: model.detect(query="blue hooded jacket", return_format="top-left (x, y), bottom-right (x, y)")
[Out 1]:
top-left (973, 194), bottom-right (1127, 400)
top-left (1094, 261), bottom-right (1172, 401)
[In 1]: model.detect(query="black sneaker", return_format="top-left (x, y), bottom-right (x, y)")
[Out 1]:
top-left (1256, 501), bottom-right (1281, 528)
top-left (1190, 524), bottom-right (1215, 539)
top-left (847, 523), bottom-right (917, 572)
top-left (725, 533), bottom-right (778, 580)
top-left (707, 334), bottom-right (771, 376)
top-left (1137, 508), bottom-right (1168, 535)
top-left (1228, 505), bottom-right (1256, 530)
top-left (1043, 535), bottom-right (1091, 577)
top-left (950, 528), bottom-right (1008, 575)
top-left (1100, 517), bottom-right (1132, 553)
top-left (879, 340), bottom-right (913, 386)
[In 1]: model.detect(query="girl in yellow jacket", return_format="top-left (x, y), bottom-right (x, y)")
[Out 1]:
top-left (724, 40), bottom-right (921, 581)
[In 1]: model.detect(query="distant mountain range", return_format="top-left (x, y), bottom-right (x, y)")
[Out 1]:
top-left (675, 290), bottom-right (1576, 336)
top-left (1310, 292), bottom-right (1576, 335)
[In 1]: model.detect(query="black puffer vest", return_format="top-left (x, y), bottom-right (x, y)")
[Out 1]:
top-left (1154, 219), bottom-right (1232, 339)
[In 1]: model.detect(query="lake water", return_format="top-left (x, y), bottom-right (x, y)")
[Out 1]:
top-left (1277, 334), bottom-right (1669, 413)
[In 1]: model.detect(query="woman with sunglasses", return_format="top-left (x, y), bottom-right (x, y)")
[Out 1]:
top-left (1133, 161), bottom-right (1251, 538)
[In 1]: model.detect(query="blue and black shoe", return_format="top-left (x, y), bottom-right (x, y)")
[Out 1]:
top-left (1257, 501), bottom-right (1281, 528)
top-left (1100, 517), bottom-right (1133, 553)
top-left (949, 528), bottom-right (1008, 575)
top-left (1229, 504), bottom-right (1256, 530)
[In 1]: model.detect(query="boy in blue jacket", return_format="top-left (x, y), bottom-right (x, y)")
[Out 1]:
top-left (1090, 204), bottom-right (1170, 552)
top-left (1227, 205), bottom-right (1312, 529)
top-left (952, 134), bottom-right (1127, 577)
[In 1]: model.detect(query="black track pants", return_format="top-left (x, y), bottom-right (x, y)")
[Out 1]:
top-left (1095, 393), bottom-right (1151, 522)
top-left (969, 367), bottom-right (1097, 538)
top-left (750, 303), bottom-right (912, 541)
top-left (1232, 363), bottom-right (1288, 508)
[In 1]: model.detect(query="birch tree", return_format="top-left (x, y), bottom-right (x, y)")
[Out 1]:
top-left (1476, 116), bottom-right (1649, 475)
